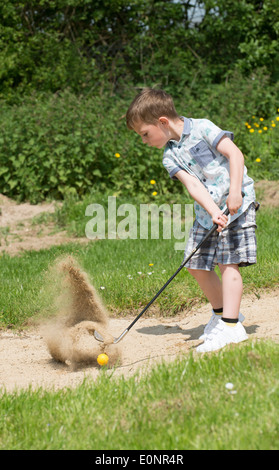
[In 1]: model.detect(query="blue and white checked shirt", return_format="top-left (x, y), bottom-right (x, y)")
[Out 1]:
top-left (163, 117), bottom-right (255, 229)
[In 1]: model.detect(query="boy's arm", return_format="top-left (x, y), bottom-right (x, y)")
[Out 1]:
top-left (175, 170), bottom-right (228, 231)
top-left (216, 136), bottom-right (244, 215)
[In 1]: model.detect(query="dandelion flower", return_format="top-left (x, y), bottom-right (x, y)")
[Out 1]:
top-left (255, 158), bottom-right (261, 163)
top-left (258, 130), bottom-right (262, 134)
top-left (149, 263), bottom-right (154, 266)
top-left (115, 153), bottom-right (121, 158)
top-left (247, 125), bottom-right (251, 129)
top-left (260, 117), bottom-right (264, 121)
top-left (263, 126), bottom-right (268, 131)
top-left (276, 117), bottom-right (279, 121)
top-left (249, 129), bottom-right (255, 133)
top-left (271, 123), bottom-right (276, 127)
top-left (152, 191), bottom-right (158, 196)
top-left (150, 179), bottom-right (156, 185)
top-left (254, 123), bottom-right (259, 127)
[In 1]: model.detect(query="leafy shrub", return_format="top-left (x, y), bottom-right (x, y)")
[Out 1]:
top-left (0, 74), bottom-right (278, 203)
top-left (0, 90), bottom-right (182, 202)
top-left (241, 111), bottom-right (279, 180)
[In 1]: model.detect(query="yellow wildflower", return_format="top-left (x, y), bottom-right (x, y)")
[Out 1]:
top-left (260, 118), bottom-right (264, 121)
top-left (115, 153), bottom-right (121, 158)
top-left (276, 117), bottom-right (279, 121)
top-left (152, 191), bottom-right (158, 196)
top-left (255, 158), bottom-right (261, 163)
top-left (247, 125), bottom-right (251, 129)
top-left (150, 179), bottom-right (156, 185)
top-left (249, 129), bottom-right (255, 133)
top-left (271, 123), bottom-right (276, 127)
top-left (149, 263), bottom-right (154, 266)
top-left (263, 127), bottom-right (268, 131)
top-left (258, 130), bottom-right (262, 133)
top-left (254, 123), bottom-right (259, 127)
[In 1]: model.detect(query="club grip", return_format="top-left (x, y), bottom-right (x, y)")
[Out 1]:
top-left (223, 207), bottom-right (230, 216)
top-left (211, 191), bottom-right (245, 232)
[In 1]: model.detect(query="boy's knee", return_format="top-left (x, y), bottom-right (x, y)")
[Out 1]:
top-left (187, 268), bottom-right (203, 280)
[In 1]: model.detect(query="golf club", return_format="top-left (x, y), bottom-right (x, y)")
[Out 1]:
top-left (94, 204), bottom-right (233, 344)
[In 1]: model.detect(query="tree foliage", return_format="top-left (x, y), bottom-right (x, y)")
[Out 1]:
top-left (0, 1), bottom-right (278, 201)
top-left (0, 0), bottom-right (278, 98)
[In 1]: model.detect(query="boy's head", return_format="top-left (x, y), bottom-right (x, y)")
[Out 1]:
top-left (126, 88), bottom-right (179, 129)
top-left (126, 88), bottom-right (182, 149)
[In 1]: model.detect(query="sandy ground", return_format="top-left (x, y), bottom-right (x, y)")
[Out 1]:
top-left (0, 194), bottom-right (88, 255)
top-left (1, 287), bottom-right (279, 393)
top-left (0, 184), bottom-right (278, 393)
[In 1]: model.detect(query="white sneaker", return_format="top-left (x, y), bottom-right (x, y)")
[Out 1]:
top-left (199, 311), bottom-right (245, 341)
top-left (196, 319), bottom-right (248, 353)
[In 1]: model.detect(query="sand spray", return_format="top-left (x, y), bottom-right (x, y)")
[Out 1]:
top-left (41, 255), bottom-right (122, 368)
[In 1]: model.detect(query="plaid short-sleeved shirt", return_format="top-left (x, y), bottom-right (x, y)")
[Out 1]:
top-left (163, 117), bottom-right (256, 229)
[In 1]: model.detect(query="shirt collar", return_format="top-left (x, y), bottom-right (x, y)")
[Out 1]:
top-left (167, 116), bottom-right (191, 146)
top-left (181, 116), bottom-right (191, 136)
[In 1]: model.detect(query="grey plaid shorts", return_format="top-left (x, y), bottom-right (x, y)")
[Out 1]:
top-left (184, 203), bottom-right (257, 271)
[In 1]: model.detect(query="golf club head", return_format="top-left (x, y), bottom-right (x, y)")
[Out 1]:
top-left (94, 328), bottom-right (129, 344)
top-left (94, 330), bottom-right (105, 342)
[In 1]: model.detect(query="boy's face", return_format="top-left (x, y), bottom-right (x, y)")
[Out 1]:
top-left (133, 119), bottom-right (171, 149)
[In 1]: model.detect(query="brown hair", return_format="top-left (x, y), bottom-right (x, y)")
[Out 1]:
top-left (126, 88), bottom-right (180, 129)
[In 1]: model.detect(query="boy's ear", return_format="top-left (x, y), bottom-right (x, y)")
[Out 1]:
top-left (158, 117), bottom-right (169, 126)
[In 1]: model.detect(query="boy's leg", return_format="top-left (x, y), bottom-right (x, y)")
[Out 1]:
top-left (218, 264), bottom-right (243, 319)
top-left (187, 268), bottom-right (223, 309)
top-left (196, 263), bottom-right (247, 352)
top-left (187, 268), bottom-right (226, 340)
top-left (188, 265), bottom-right (244, 318)
top-left (188, 265), bottom-right (245, 344)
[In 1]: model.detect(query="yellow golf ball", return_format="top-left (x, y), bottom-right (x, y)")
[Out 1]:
top-left (97, 353), bottom-right (109, 366)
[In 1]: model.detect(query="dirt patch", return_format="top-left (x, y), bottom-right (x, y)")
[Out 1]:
top-left (0, 194), bottom-right (88, 255)
top-left (0, 287), bottom-right (278, 392)
top-left (254, 181), bottom-right (279, 208)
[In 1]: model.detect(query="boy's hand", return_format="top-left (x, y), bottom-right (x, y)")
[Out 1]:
top-left (226, 192), bottom-right (243, 215)
top-left (212, 210), bottom-right (228, 232)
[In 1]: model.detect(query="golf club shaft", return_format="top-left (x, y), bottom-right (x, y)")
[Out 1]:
top-left (126, 207), bottom-right (230, 332)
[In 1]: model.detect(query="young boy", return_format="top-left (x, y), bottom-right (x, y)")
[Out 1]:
top-left (126, 88), bottom-right (257, 352)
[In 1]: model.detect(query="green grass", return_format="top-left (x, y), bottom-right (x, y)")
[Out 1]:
top-left (0, 206), bottom-right (278, 328)
top-left (0, 340), bottom-right (278, 450)
top-left (0, 202), bottom-right (278, 450)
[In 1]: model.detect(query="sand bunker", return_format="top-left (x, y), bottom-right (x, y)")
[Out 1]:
top-left (42, 256), bottom-right (122, 369)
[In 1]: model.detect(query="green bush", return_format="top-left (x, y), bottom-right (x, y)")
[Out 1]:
top-left (241, 111), bottom-right (279, 180)
top-left (0, 73), bottom-right (278, 203)
top-left (0, 90), bottom-right (178, 202)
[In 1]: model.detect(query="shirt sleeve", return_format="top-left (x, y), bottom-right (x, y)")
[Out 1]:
top-left (162, 154), bottom-right (183, 180)
top-left (197, 119), bottom-right (234, 149)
